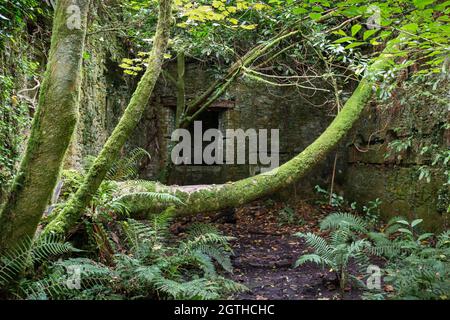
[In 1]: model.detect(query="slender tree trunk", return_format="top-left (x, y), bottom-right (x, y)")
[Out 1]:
top-left (116, 38), bottom-right (401, 217)
top-left (0, 0), bottom-right (91, 252)
top-left (42, 0), bottom-right (173, 236)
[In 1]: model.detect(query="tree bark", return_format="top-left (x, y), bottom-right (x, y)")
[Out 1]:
top-left (115, 38), bottom-right (401, 217)
top-left (42, 0), bottom-right (173, 236)
top-left (0, 0), bottom-right (91, 252)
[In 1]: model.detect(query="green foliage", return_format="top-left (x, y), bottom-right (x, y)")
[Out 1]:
top-left (294, 212), bottom-right (373, 292)
top-left (382, 73), bottom-right (449, 215)
top-left (365, 218), bottom-right (450, 300)
top-left (0, 61), bottom-right (39, 200)
top-left (295, 210), bottom-right (450, 299)
top-left (320, 212), bottom-right (368, 233)
top-left (362, 198), bottom-right (382, 227)
top-left (0, 1), bottom-right (50, 46)
top-left (0, 235), bottom-right (80, 293)
top-left (19, 257), bottom-right (119, 300)
top-left (82, 147), bottom-right (151, 182)
top-left (277, 206), bottom-right (304, 226)
top-left (116, 216), bottom-right (245, 299)
top-left (314, 185), bottom-right (345, 207)
top-left (106, 147), bottom-right (151, 181)
top-left (2, 208), bottom-right (245, 300)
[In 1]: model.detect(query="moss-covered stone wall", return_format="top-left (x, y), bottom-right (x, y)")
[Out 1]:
top-left (343, 80), bottom-right (449, 231)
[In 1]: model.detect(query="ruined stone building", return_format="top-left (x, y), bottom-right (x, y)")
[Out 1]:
top-left (66, 46), bottom-right (448, 232)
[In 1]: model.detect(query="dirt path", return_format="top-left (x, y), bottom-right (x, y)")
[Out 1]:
top-left (175, 200), bottom-right (363, 300)
top-left (223, 203), bottom-right (362, 300)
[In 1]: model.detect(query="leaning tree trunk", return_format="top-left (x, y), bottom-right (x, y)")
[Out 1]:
top-left (42, 0), bottom-right (173, 237)
top-left (0, 0), bottom-right (91, 252)
top-left (115, 37), bottom-right (402, 217)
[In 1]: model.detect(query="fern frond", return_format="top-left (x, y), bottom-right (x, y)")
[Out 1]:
top-left (181, 233), bottom-right (233, 253)
top-left (294, 254), bottom-right (334, 269)
top-left (0, 237), bottom-right (33, 286)
top-left (122, 219), bottom-right (155, 254)
top-left (21, 274), bottom-right (73, 300)
top-left (153, 276), bottom-right (244, 300)
top-left (194, 246), bottom-right (233, 273)
top-left (111, 192), bottom-right (184, 208)
top-left (295, 232), bottom-right (334, 261)
top-left (320, 212), bottom-right (368, 233)
top-left (32, 234), bottom-right (81, 263)
top-left (0, 235), bottom-right (79, 287)
top-left (21, 258), bottom-right (113, 300)
top-left (106, 148), bottom-right (151, 181)
top-left (152, 207), bottom-right (176, 235)
top-left (330, 225), bottom-right (355, 246)
top-left (437, 230), bottom-right (450, 249)
top-left (190, 252), bottom-right (217, 276)
top-left (187, 223), bottom-right (221, 238)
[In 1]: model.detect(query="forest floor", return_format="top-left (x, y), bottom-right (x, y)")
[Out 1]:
top-left (172, 199), bottom-right (364, 300)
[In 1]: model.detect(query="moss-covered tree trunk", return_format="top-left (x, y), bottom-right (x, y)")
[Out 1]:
top-left (0, 0), bottom-right (91, 252)
top-left (116, 38), bottom-right (401, 217)
top-left (43, 0), bottom-right (173, 236)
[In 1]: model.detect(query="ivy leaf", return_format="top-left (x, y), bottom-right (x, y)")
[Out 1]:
top-left (345, 41), bottom-right (366, 49)
top-left (363, 29), bottom-right (378, 40)
top-left (334, 36), bottom-right (356, 44)
top-left (413, 0), bottom-right (435, 9)
top-left (309, 13), bottom-right (322, 21)
top-left (402, 23), bottom-right (419, 34)
top-left (351, 24), bottom-right (362, 37)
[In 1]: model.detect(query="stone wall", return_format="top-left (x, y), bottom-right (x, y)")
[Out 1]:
top-left (342, 80), bottom-right (449, 232)
top-left (65, 2), bottom-right (135, 169)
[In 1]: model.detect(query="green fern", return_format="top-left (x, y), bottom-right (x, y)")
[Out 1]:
top-left (2, 208), bottom-right (243, 300)
top-left (20, 258), bottom-right (115, 300)
top-left (111, 191), bottom-right (184, 209)
top-left (320, 212), bottom-right (368, 233)
top-left (295, 214), bottom-right (373, 293)
top-left (0, 235), bottom-right (80, 288)
top-left (183, 223), bottom-right (235, 272)
top-left (106, 148), bottom-right (151, 181)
